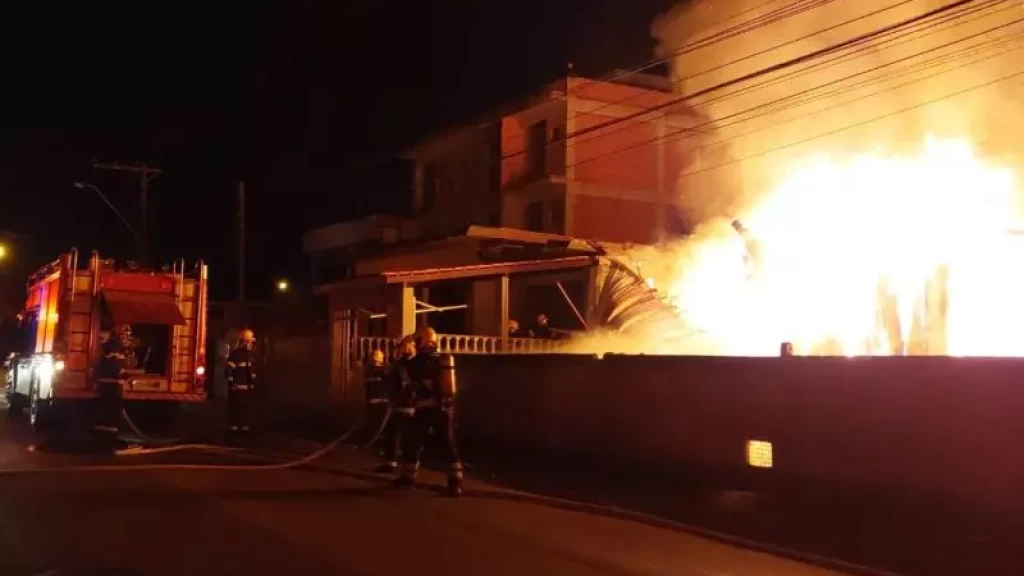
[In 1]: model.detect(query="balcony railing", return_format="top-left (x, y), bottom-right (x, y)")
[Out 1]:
top-left (353, 333), bottom-right (567, 359)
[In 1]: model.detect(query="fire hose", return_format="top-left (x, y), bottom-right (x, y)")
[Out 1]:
top-left (113, 407), bottom-right (231, 456)
top-left (0, 413), bottom-right (373, 475)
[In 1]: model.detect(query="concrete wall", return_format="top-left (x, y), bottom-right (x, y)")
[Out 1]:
top-left (261, 335), bottom-right (334, 412)
top-left (454, 354), bottom-right (1024, 513)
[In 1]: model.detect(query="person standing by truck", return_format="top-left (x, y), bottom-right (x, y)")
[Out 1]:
top-left (94, 324), bottom-right (130, 449)
top-left (225, 329), bottom-right (258, 439)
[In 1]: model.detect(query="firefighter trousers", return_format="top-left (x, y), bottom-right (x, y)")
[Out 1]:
top-left (400, 406), bottom-right (462, 484)
top-left (94, 380), bottom-right (123, 444)
top-left (227, 388), bottom-right (254, 432)
top-left (382, 409), bottom-right (413, 465)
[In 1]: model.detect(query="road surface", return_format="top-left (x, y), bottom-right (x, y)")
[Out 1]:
top-left (0, 405), bottom-right (854, 576)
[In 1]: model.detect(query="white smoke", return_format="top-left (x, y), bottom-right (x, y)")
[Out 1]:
top-left (651, 0), bottom-right (1024, 222)
top-left (563, 0), bottom-right (1024, 357)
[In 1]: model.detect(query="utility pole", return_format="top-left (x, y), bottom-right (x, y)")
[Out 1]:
top-left (93, 161), bottom-right (162, 262)
top-left (237, 180), bottom-right (246, 307)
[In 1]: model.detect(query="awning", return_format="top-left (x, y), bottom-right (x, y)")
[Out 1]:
top-left (102, 290), bottom-right (187, 326)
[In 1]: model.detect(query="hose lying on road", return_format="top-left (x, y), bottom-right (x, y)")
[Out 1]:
top-left (113, 407), bottom-right (245, 457)
top-left (119, 407), bottom-right (182, 446)
top-left (0, 417), bottom-right (371, 475)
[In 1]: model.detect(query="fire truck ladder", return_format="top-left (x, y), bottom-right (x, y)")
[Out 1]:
top-left (65, 250), bottom-right (96, 383)
top-left (170, 259), bottom-right (199, 388)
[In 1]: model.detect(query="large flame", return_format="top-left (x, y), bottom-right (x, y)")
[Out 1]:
top-left (654, 134), bottom-right (1024, 356)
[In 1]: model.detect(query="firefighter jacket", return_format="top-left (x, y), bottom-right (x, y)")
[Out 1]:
top-left (364, 364), bottom-right (390, 404)
top-left (388, 357), bottom-right (416, 412)
top-left (225, 347), bottom-right (257, 391)
top-left (407, 350), bottom-right (452, 409)
top-left (96, 336), bottom-right (127, 381)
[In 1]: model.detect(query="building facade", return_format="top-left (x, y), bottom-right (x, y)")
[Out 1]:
top-left (305, 73), bottom-right (695, 393)
top-left (304, 71), bottom-right (701, 287)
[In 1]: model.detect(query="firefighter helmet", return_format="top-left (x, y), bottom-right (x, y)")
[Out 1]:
top-left (239, 329), bottom-right (256, 346)
top-left (370, 349), bottom-right (385, 365)
top-left (416, 326), bottom-right (438, 350)
top-left (396, 335), bottom-right (416, 359)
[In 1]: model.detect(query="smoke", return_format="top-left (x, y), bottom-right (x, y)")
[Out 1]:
top-left (562, 0), bottom-right (1024, 357)
top-left (651, 0), bottom-right (1024, 216)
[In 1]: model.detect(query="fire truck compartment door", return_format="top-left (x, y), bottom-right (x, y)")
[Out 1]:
top-left (102, 290), bottom-right (187, 326)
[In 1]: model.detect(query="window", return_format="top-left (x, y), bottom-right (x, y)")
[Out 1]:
top-left (526, 120), bottom-right (548, 178)
top-left (551, 125), bottom-right (563, 143)
top-left (746, 440), bottom-right (773, 468)
top-left (19, 311), bottom-right (39, 356)
top-left (549, 200), bottom-right (565, 234)
top-left (421, 162), bottom-right (439, 213)
top-left (525, 201), bottom-right (544, 232)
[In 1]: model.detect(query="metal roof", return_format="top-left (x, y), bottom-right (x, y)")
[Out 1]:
top-left (381, 255), bottom-right (596, 284)
top-left (316, 255), bottom-right (597, 295)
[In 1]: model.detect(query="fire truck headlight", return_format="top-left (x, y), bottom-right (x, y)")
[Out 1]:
top-left (195, 365), bottom-right (206, 377)
top-left (53, 359), bottom-right (65, 372)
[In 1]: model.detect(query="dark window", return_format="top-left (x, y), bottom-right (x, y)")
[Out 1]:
top-left (422, 161), bottom-right (442, 213)
top-left (18, 311), bottom-right (38, 356)
top-left (551, 126), bottom-right (563, 143)
top-left (525, 201), bottom-right (544, 232)
top-left (526, 120), bottom-right (548, 178)
top-left (549, 200), bottom-right (565, 234)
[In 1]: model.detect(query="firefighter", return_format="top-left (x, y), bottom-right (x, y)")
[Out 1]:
top-left (375, 335), bottom-right (416, 474)
top-left (361, 348), bottom-right (389, 444)
top-left (396, 326), bottom-right (463, 496)
top-left (225, 328), bottom-right (258, 438)
top-left (94, 324), bottom-right (130, 448)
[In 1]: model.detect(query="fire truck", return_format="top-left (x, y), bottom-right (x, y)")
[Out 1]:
top-left (3, 249), bottom-right (209, 431)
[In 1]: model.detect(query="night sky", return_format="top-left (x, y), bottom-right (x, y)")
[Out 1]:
top-left (0, 0), bottom-right (677, 304)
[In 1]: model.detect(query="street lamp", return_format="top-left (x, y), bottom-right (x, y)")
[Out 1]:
top-left (72, 182), bottom-right (143, 256)
top-left (0, 243), bottom-right (8, 262)
top-left (276, 279), bottom-right (290, 293)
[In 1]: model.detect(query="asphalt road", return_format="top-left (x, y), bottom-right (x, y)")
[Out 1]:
top-left (0, 406), bottom-right (854, 576)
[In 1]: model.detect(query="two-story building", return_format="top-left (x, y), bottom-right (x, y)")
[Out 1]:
top-left (305, 70), bottom-right (703, 282)
top-left (306, 71), bottom-right (700, 393)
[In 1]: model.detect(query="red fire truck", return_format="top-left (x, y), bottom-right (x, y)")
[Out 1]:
top-left (3, 249), bottom-right (209, 430)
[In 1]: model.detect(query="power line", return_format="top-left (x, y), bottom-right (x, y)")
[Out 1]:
top-left (599, 25), bottom-right (1024, 177)
top-left (674, 63), bottom-right (1024, 181)
top-left (693, 0), bottom-right (1011, 113)
top-left (563, 0), bottom-right (1001, 156)
top-left (502, 0), bottom-right (982, 162)
top-left (499, 0), bottom-right (856, 150)
top-left (567, 0), bottom-right (808, 95)
top-left (561, 0), bottom-right (904, 132)
top-left (688, 33), bottom-right (1024, 157)
top-left (566, 6), bottom-right (1024, 171)
top-left (552, 0), bottom-right (991, 155)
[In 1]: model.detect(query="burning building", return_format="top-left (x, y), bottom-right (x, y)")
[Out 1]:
top-left (560, 0), bottom-right (1024, 358)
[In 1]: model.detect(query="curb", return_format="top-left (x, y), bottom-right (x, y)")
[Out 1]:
top-left (176, 440), bottom-right (907, 576)
top-left (299, 458), bottom-right (907, 576)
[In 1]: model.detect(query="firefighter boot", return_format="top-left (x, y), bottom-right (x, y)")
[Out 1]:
top-left (393, 463), bottom-right (417, 489)
top-left (447, 462), bottom-right (464, 497)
